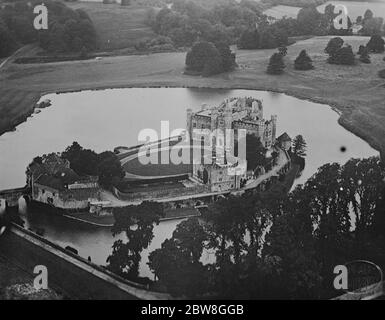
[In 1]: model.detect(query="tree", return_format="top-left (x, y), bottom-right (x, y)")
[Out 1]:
top-left (266, 52), bottom-right (285, 75)
top-left (238, 29), bottom-right (259, 49)
top-left (324, 37), bottom-right (344, 56)
top-left (357, 45), bottom-right (366, 55)
top-left (294, 50), bottom-right (314, 70)
top-left (328, 45), bottom-right (355, 65)
top-left (202, 55), bottom-right (223, 77)
top-left (148, 218), bottom-right (209, 297)
top-left (363, 9), bottom-right (374, 23)
top-left (62, 142), bottom-right (124, 189)
top-left (340, 157), bottom-right (385, 237)
top-left (62, 142), bottom-right (99, 176)
top-left (278, 46), bottom-right (287, 57)
top-left (366, 35), bottom-right (385, 53)
top-left (359, 46), bottom-right (371, 64)
top-left (259, 26), bottom-right (288, 49)
top-left (297, 5), bottom-right (324, 35)
top-left (121, 0), bottom-right (130, 5)
top-left (292, 135), bottom-right (307, 157)
top-left (215, 41), bottom-right (236, 72)
top-left (107, 202), bottom-right (164, 281)
top-left (324, 3), bottom-right (352, 36)
top-left (96, 151), bottom-right (124, 189)
top-left (185, 41), bottom-right (222, 75)
top-left (245, 134), bottom-right (267, 171)
top-left (361, 17), bottom-right (383, 36)
top-left (171, 218), bottom-right (207, 264)
top-left (264, 207), bottom-right (323, 299)
top-left (185, 41), bottom-right (236, 77)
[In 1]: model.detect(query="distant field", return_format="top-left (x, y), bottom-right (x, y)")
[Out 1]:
top-left (66, 2), bottom-right (159, 51)
top-left (264, 1), bottom-right (385, 20)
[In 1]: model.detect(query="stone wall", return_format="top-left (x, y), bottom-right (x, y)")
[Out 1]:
top-left (0, 224), bottom-right (170, 300)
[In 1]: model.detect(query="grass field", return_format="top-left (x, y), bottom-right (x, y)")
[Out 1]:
top-left (1, 36), bottom-right (385, 163)
top-left (66, 2), bottom-right (158, 51)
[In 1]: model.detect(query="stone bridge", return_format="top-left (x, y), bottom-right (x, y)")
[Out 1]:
top-left (0, 186), bottom-right (30, 213)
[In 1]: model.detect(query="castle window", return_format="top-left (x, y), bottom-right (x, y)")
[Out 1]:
top-left (193, 123), bottom-right (197, 128)
top-left (42, 189), bottom-right (45, 194)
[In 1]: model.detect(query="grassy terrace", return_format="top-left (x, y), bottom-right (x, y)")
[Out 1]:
top-left (1, 36), bottom-right (385, 161)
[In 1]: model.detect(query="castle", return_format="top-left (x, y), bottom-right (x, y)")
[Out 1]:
top-left (186, 97), bottom-right (278, 192)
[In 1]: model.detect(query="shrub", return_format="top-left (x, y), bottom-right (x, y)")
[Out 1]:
top-left (357, 45), bottom-right (366, 55)
top-left (294, 50), bottom-right (314, 70)
top-left (267, 52), bottom-right (285, 75)
top-left (186, 41), bottom-right (222, 73)
top-left (328, 45), bottom-right (355, 65)
top-left (278, 46), bottom-right (288, 57)
top-left (324, 37), bottom-right (344, 56)
top-left (367, 35), bottom-right (385, 53)
top-left (185, 41), bottom-right (235, 76)
top-left (238, 29), bottom-right (260, 49)
top-left (359, 47), bottom-right (371, 64)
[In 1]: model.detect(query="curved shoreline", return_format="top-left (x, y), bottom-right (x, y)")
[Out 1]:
top-left (2, 82), bottom-right (382, 161)
top-left (1, 36), bottom-right (384, 162)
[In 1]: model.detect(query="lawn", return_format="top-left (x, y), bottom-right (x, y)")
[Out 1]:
top-left (123, 151), bottom-right (192, 177)
top-left (66, 2), bottom-right (159, 51)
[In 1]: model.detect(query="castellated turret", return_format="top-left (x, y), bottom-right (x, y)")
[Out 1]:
top-left (251, 100), bottom-right (263, 120)
top-left (186, 108), bottom-right (193, 140)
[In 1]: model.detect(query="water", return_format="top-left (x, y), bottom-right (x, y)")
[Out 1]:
top-left (0, 88), bottom-right (378, 277)
top-left (264, 1), bottom-right (385, 21)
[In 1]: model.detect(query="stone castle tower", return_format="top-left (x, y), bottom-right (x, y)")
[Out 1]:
top-left (185, 97), bottom-right (278, 193)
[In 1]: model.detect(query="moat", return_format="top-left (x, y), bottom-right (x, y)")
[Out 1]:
top-left (0, 88), bottom-right (378, 278)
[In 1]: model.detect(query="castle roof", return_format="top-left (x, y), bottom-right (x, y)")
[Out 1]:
top-left (277, 132), bottom-right (292, 142)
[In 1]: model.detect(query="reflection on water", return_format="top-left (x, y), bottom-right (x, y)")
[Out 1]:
top-left (0, 88), bottom-right (378, 278)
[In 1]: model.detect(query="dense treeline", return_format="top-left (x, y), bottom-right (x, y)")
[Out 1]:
top-left (31, 142), bottom-right (125, 190)
top-left (185, 41), bottom-right (236, 76)
top-left (149, 0), bottom-right (270, 47)
top-left (142, 157), bottom-right (385, 299)
top-left (0, 0), bottom-right (98, 58)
